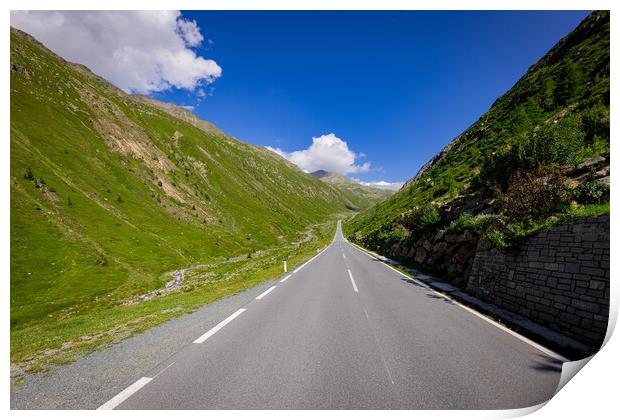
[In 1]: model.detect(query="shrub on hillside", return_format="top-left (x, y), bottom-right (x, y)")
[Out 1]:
top-left (579, 102), bottom-right (610, 143)
top-left (363, 225), bottom-right (407, 253)
top-left (500, 165), bottom-right (570, 220)
top-left (573, 180), bottom-right (610, 204)
top-left (446, 213), bottom-right (506, 236)
top-left (23, 167), bottom-right (34, 181)
top-left (478, 117), bottom-right (584, 190)
top-left (400, 204), bottom-right (443, 234)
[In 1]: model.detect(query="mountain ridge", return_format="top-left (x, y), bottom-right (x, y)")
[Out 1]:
top-left (10, 26), bottom-right (387, 369)
top-left (310, 169), bottom-right (394, 203)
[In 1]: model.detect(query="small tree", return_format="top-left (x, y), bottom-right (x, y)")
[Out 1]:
top-left (501, 165), bottom-right (569, 221)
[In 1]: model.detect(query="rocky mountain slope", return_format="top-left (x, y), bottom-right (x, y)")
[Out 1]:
top-left (344, 11), bottom-right (610, 252)
top-left (10, 27), bottom-right (384, 369)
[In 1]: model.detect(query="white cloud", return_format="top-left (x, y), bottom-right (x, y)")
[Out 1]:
top-left (10, 10), bottom-right (222, 94)
top-left (358, 180), bottom-right (404, 191)
top-left (176, 18), bottom-right (203, 47)
top-left (180, 105), bottom-right (195, 111)
top-left (266, 133), bottom-right (370, 175)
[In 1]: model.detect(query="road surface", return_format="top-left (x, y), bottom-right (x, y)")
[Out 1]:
top-left (97, 221), bottom-right (563, 409)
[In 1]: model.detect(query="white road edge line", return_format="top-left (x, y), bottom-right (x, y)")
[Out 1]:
top-left (347, 269), bottom-right (359, 293)
top-left (344, 238), bottom-right (568, 362)
top-left (292, 220), bottom-right (341, 274)
top-left (97, 377), bottom-right (152, 410)
top-left (255, 286), bottom-right (277, 300)
top-left (193, 308), bottom-right (246, 344)
top-left (280, 274), bottom-right (292, 283)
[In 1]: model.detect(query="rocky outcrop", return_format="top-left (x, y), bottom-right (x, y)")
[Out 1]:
top-left (391, 228), bottom-right (480, 288)
top-left (391, 153), bottom-right (610, 287)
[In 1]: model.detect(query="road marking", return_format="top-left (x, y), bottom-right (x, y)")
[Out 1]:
top-left (345, 240), bottom-right (568, 362)
top-left (347, 269), bottom-right (359, 293)
top-left (280, 274), bottom-right (292, 283)
top-left (255, 286), bottom-right (277, 300)
top-left (342, 252), bottom-right (346, 259)
top-left (97, 377), bottom-right (152, 410)
top-left (193, 308), bottom-right (246, 344)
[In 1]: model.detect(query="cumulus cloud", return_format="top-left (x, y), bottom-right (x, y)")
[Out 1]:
top-left (10, 10), bottom-right (222, 94)
top-left (358, 180), bottom-right (404, 191)
top-left (176, 18), bottom-right (203, 47)
top-left (266, 134), bottom-right (370, 175)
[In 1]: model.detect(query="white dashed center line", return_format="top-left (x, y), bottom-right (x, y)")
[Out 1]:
top-left (255, 286), bottom-right (277, 300)
top-left (347, 269), bottom-right (359, 293)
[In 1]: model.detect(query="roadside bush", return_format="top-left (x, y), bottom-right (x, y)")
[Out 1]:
top-left (500, 165), bottom-right (570, 220)
top-left (400, 204), bottom-right (443, 234)
top-left (573, 180), bottom-right (610, 204)
top-left (447, 213), bottom-right (506, 236)
top-left (525, 118), bottom-right (584, 166)
top-left (363, 225), bottom-right (406, 253)
top-left (478, 117), bottom-right (584, 190)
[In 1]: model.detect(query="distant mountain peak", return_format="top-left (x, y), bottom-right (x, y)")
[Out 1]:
top-left (310, 169), bottom-right (331, 178)
top-left (310, 169), bottom-right (394, 199)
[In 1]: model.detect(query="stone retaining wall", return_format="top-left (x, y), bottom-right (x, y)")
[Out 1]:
top-left (466, 215), bottom-right (610, 348)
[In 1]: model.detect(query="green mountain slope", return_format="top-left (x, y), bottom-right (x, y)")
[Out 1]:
top-left (310, 170), bottom-right (394, 207)
top-left (344, 11), bottom-right (610, 248)
top-left (10, 28), bottom-right (379, 369)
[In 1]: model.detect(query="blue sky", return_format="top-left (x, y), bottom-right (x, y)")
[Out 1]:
top-left (12, 10), bottom-right (591, 188)
top-left (154, 10), bottom-right (589, 186)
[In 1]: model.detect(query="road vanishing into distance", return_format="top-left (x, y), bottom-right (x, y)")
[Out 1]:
top-left (11, 221), bottom-right (565, 410)
top-left (92, 222), bottom-right (563, 410)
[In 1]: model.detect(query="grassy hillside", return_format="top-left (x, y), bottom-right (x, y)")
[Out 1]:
top-left (310, 170), bottom-right (393, 208)
top-left (10, 28), bottom-right (378, 372)
top-left (345, 11), bottom-right (610, 249)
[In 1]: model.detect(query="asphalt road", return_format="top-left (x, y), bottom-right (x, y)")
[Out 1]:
top-left (97, 221), bottom-right (563, 410)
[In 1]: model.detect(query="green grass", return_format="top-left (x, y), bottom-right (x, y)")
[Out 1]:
top-left (12, 221), bottom-right (336, 373)
top-left (441, 203), bottom-right (610, 249)
top-left (10, 27), bottom-right (381, 372)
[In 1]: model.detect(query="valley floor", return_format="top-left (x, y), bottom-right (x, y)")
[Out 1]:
top-left (12, 222), bottom-right (564, 409)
